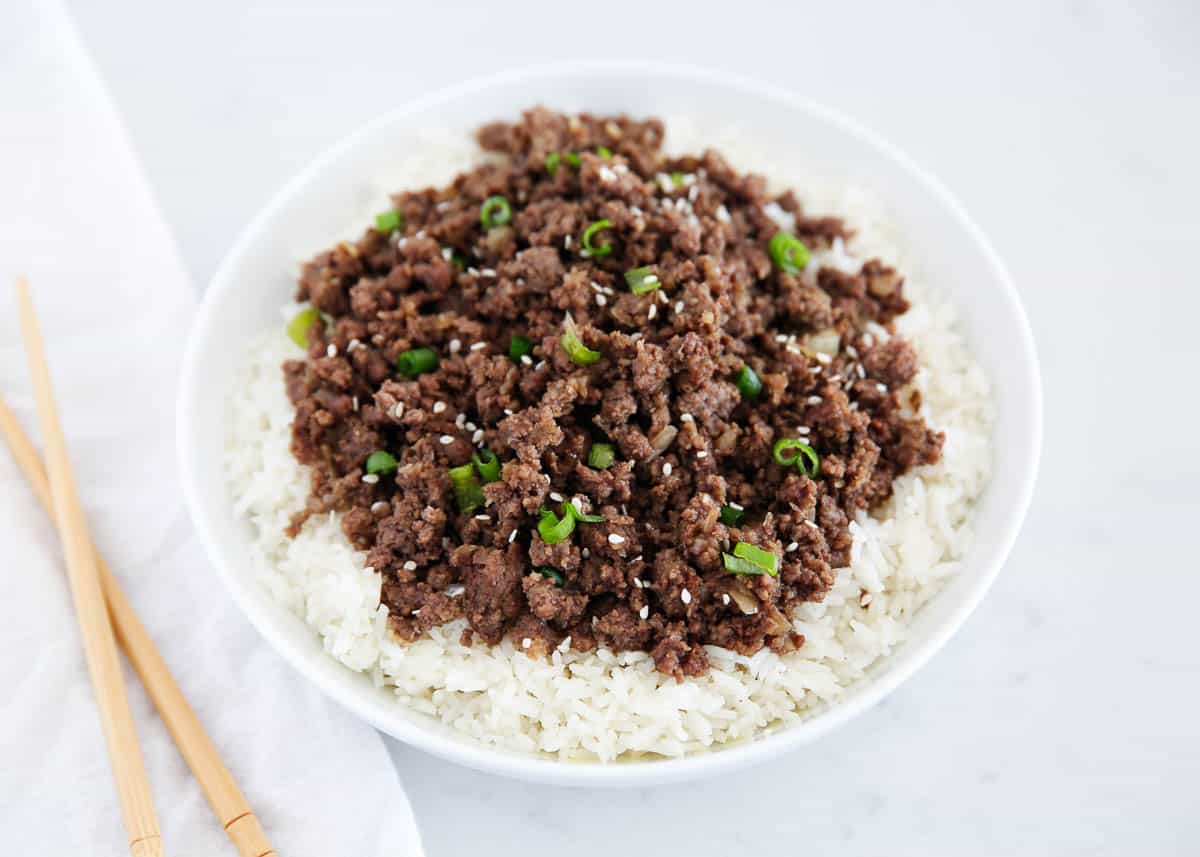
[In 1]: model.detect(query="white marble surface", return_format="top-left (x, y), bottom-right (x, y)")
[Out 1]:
top-left (67, 0), bottom-right (1198, 853)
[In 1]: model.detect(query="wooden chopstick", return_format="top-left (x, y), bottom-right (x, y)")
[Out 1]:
top-left (7, 285), bottom-right (275, 857)
top-left (15, 278), bottom-right (164, 857)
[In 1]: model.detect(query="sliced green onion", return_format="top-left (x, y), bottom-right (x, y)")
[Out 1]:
top-left (396, 347), bottom-right (438, 378)
top-left (735, 365), bottom-right (762, 400)
top-left (565, 152), bottom-right (581, 169)
top-left (450, 249), bottom-right (468, 269)
top-left (286, 307), bottom-right (321, 348)
top-left (536, 566), bottom-right (565, 586)
top-left (561, 314), bottom-right (601, 365)
top-left (472, 449), bottom-right (501, 483)
top-left (375, 209), bottom-right (403, 234)
top-left (480, 195), bottom-right (512, 229)
top-left (733, 541), bottom-right (779, 575)
top-left (545, 152), bottom-right (561, 176)
top-left (449, 463), bottom-right (484, 514)
top-left (768, 232), bottom-right (811, 275)
top-left (670, 171), bottom-right (684, 188)
top-left (597, 146), bottom-right (613, 159)
top-left (537, 507), bottom-right (576, 544)
top-left (587, 442), bottom-right (615, 469)
top-left (508, 334), bottom-right (533, 362)
top-left (723, 553), bottom-right (767, 575)
top-left (772, 438), bottom-right (820, 477)
top-left (563, 500), bottom-right (604, 524)
top-left (624, 266), bottom-right (660, 295)
top-left (718, 504), bottom-right (745, 526)
top-left (580, 219), bottom-right (614, 257)
top-left (365, 450), bottom-right (398, 476)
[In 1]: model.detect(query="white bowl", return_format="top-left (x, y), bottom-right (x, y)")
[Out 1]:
top-left (178, 62), bottom-right (1041, 787)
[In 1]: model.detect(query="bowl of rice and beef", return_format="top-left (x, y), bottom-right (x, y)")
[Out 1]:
top-left (178, 63), bottom-right (1041, 786)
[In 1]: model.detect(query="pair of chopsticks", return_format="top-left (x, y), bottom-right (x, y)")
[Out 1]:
top-left (7, 279), bottom-right (275, 857)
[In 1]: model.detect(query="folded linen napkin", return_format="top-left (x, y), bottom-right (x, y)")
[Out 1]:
top-left (0, 2), bottom-right (422, 854)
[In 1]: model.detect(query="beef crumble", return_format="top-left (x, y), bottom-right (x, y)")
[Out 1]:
top-left (282, 108), bottom-right (943, 679)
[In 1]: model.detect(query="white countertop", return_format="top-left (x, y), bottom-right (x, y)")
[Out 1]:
top-left (68, 0), bottom-right (1198, 853)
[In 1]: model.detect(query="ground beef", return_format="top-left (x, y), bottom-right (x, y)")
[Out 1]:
top-left (282, 107), bottom-right (944, 679)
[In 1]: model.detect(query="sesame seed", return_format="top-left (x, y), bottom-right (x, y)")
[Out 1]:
top-left (474, 514), bottom-right (490, 521)
top-left (786, 541), bottom-right (799, 552)
top-left (657, 289), bottom-right (669, 305)
top-left (326, 343), bottom-right (337, 357)
top-left (608, 533), bottom-right (626, 545)
top-left (402, 560), bottom-right (417, 571)
top-left (815, 352), bottom-right (832, 364)
top-left (535, 360), bottom-right (546, 371)
top-left (480, 268), bottom-right (496, 277)
top-left (776, 334), bottom-right (789, 343)
top-left (467, 267), bottom-right (479, 276)
top-left (522, 637), bottom-right (532, 649)
top-left (662, 462), bottom-right (673, 476)
top-left (550, 492), bottom-right (564, 502)
top-left (447, 584), bottom-right (465, 597)
top-left (639, 605), bottom-right (649, 620)
top-left (432, 401), bottom-right (447, 414)
top-left (411, 609), bottom-right (421, 616)
top-left (716, 205), bottom-right (731, 224)
top-left (371, 501), bottom-right (389, 513)
top-left (470, 341), bottom-right (487, 352)
top-left (633, 577), bottom-right (643, 588)
top-left (455, 414), bottom-right (466, 428)
top-left (798, 426), bottom-right (810, 435)
top-left (361, 473), bottom-right (379, 484)
top-left (347, 338), bottom-right (362, 351)
top-left (681, 588), bottom-right (692, 605)
top-left (674, 300), bottom-right (685, 314)
top-left (722, 593), bottom-right (731, 605)
top-left (449, 339), bottom-right (462, 353)
top-left (352, 396), bottom-right (359, 412)
top-left (503, 408), bottom-right (514, 416)
top-left (877, 383), bottom-right (888, 393)
top-left (465, 422), bottom-right (477, 431)
top-left (441, 247), bottom-right (453, 261)
top-left (596, 294), bottom-right (607, 307)
top-left (648, 304), bottom-right (658, 320)
top-left (564, 236), bottom-right (572, 249)
top-left (391, 402), bottom-right (405, 419)
top-left (846, 345), bottom-right (859, 358)
top-left (472, 429), bottom-right (484, 445)
top-left (856, 364), bottom-right (866, 379)
top-left (582, 547), bottom-right (591, 559)
top-left (807, 396), bottom-right (823, 405)
top-left (697, 451), bottom-right (708, 459)
top-left (599, 166), bottom-right (617, 184)
top-left (803, 519), bottom-right (818, 529)
top-left (439, 435), bottom-right (454, 445)
top-left (860, 592), bottom-right (873, 607)
top-left (509, 529), bottom-right (518, 543)
top-left (729, 501), bottom-right (744, 511)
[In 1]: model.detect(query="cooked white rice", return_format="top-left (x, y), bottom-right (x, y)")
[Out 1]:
top-left (224, 121), bottom-right (994, 761)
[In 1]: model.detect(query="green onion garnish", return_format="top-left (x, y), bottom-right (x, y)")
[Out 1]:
top-left (670, 171), bottom-right (684, 188)
top-left (772, 438), bottom-right (820, 477)
top-left (580, 219), bottom-right (614, 257)
top-left (286, 307), bottom-right (321, 348)
top-left (472, 449), bottom-right (501, 483)
top-left (536, 566), bottom-right (565, 586)
top-left (768, 232), bottom-right (811, 275)
top-left (735, 365), bottom-right (762, 400)
top-left (561, 314), bottom-right (601, 365)
top-left (449, 463), bottom-right (484, 514)
top-left (723, 541), bottom-right (779, 576)
top-left (733, 541), bottom-right (779, 574)
top-left (563, 500), bottom-right (605, 524)
top-left (587, 442), bottom-right (615, 469)
top-left (480, 195), bottom-right (512, 229)
top-left (565, 152), bottom-right (581, 169)
top-left (624, 266), bottom-right (660, 295)
top-left (450, 249), bottom-right (468, 270)
top-left (365, 450), bottom-right (398, 476)
top-left (509, 334), bottom-right (533, 362)
top-left (597, 146), bottom-right (612, 159)
top-left (396, 346), bottom-right (439, 378)
top-left (545, 152), bottom-right (561, 176)
top-left (537, 506), bottom-right (575, 544)
top-left (718, 504), bottom-right (744, 526)
top-left (375, 209), bottom-right (403, 234)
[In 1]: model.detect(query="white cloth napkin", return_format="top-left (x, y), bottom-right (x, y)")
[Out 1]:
top-left (0, 2), bottom-right (423, 854)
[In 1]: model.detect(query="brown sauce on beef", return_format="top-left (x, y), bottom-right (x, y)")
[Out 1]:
top-left (281, 108), bottom-right (943, 679)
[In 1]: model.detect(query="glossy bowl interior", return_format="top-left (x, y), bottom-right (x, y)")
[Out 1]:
top-left (178, 62), bottom-right (1041, 787)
